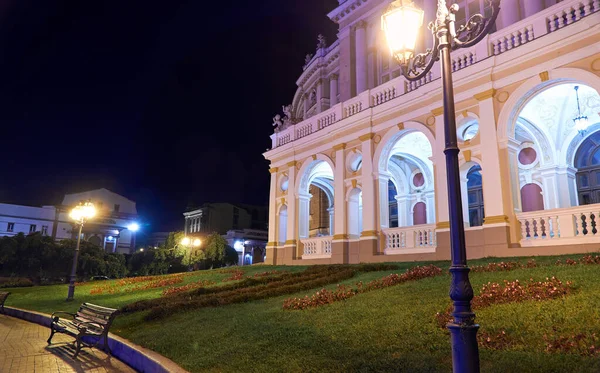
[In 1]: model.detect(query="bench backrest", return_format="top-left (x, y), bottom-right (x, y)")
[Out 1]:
top-left (74, 303), bottom-right (119, 334)
top-left (0, 292), bottom-right (9, 303)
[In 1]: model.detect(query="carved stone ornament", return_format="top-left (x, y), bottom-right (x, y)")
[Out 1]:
top-left (304, 53), bottom-right (313, 65)
top-left (273, 104), bottom-right (296, 132)
top-left (317, 34), bottom-right (327, 49)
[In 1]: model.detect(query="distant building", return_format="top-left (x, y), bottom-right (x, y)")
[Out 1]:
top-left (147, 231), bottom-right (170, 248)
top-left (183, 203), bottom-right (268, 235)
top-left (223, 229), bottom-right (268, 266)
top-left (0, 188), bottom-right (140, 254)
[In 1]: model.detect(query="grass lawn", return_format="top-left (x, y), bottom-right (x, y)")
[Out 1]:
top-left (4, 254), bottom-right (600, 372)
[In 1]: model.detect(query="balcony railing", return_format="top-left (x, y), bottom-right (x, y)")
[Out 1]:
top-left (516, 203), bottom-right (600, 247)
top-left (383, 225), bottom-right (437, 255)
top-left (301, 236), bottom-right (333, 259)
top-left (270, 0), bottom-right (599, 150)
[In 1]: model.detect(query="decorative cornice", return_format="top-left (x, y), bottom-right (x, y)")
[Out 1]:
top-left (287, 161), bottom-right (297, 168)
top-left (333, 234), bottom-right (349, 240)
top-left (483, 215), bottom-right (510, 225)
top-left (328, 0), bottom-right (371, 24)
top-left (268, 167), bottom-right (279, 174)
top-left (539, 71), bottom-right (549, 82)
top-left (333, 143), bottom-right (347, 151)
top-left (474, 88), bottom-right (496, 101)
top-left (358, 133), bottom-right (375, 142)
top-left (436, 221), bottom-right (450, 229)
top-left (360, 230), bottom-right (379, 237)
top-left (431, 107), bottom-right (444, 116)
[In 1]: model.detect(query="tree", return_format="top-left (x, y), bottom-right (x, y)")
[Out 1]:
top-left (223, 245), bottom-right (239, 266)
top-left (203, 233), bottom-right (227, 269)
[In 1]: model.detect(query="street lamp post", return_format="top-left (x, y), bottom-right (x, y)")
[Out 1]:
top-left (180, 237), bottom-right (201, 270)
top-left (381, 1), bottom-right (500, 372)
top-left (66, 200), bottom-right (96, 301)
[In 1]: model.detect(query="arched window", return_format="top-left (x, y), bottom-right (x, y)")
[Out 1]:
top-left (575, 131), bottom-right (600, 206)
top-left (278, 205), bottom-right (288, 244)
top-left (413, 202), bottom-right (427, 225)
top-left (521, 183), bottom-right (544, 212)
top-left (388, 180), bottom-right (398, 228)
top-left (467, 165), bottom-right (484, 226)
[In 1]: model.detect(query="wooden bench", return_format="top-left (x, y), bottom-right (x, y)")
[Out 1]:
top-left (0, 291), bottom-right (9, 314)
top-left (47, 302), bottom-right (119, 358)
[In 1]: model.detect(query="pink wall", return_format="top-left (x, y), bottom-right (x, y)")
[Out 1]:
top-left (413, 202), bottom-right (427, 225)
top-left (521, 183), bottom-right (544, 212)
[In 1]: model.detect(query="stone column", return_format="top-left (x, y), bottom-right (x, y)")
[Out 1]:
top-left (327, 207), bottom-right (335, 236)
top-left (329, 74), bottom-right (339, 106)
top-left (378, 173), bottom-right (391, 229)
top-left (425, 191), bottom-right (436, 224)
top-left (395, 195), bottom-right (408, 227)
top-left (354, 20), bottom-right (368, 95)
top-left (476, 90), bottom-right (510, 225)
top-left (359, 133), bottom-right (378, 258)
top-left (297, 192), bottom-right (311, 239)
top-left (524, 0), bottom-right (544, 18)
top-left (284, 161), bottom-right (298, 263)
top-left (333, 144), bottom-right (347, 237)
top-left (303, 94), bottom-right (309, 119)
top-left (265, 167), bottom-right (279, 264)
top-left (367, 47), bottom-right (376, 89)
top-left (432, 109), bottom-right (449, 227)
top-left (316, 79), bottom-right (324, 114)
top-left (497, 0), bottom-right (520, 29)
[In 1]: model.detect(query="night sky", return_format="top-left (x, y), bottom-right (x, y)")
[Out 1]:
top-left (0, 0), bottom-right (338, 231)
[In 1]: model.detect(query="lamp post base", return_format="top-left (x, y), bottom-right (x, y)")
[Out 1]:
top-left (448, 323), bottom-right (480, 373)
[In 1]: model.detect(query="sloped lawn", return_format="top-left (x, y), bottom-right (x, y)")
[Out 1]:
top-left (4, 254), bottom-right (600, 372)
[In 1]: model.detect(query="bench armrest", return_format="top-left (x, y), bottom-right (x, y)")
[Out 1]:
top-left (51, 311), bottom-right (76, 321)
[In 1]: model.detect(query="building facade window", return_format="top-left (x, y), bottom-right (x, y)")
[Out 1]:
top-left (7, 222), bottom-right (14, 232)
top-left (29, 224), bottom-right (37, 233)
top-left (42, 225), bottom-right (49, 235)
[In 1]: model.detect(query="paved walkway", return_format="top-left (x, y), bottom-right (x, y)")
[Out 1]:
top-left (0, 315), bottom-right (135, 373)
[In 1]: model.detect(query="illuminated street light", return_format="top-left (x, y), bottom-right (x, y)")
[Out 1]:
top-left (127, 223), bottom-right (140, 231)
top-left (181, 237), bottom-right (191, 246)
top-left (193, 238), bottom-right (201, 247)
top-left (382, 1), bottom-right (500, 371)
top-left (67, 200), bottom-right (96, 301)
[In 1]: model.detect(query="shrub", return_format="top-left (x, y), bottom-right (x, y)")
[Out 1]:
top-left (0, 277), bottom-right (34, 288)
top-left (162, 280), bottom-right (216, 297)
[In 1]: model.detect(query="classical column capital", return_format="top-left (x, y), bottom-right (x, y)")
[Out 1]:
top-left (332, 143), bottom-right (347, 151)
top-left (431, 106), bottom-right (444, 116)
top-left (329, 73), bottom-right (339, 80)
top-left (287, 161), bottom-right (298, 168)
top-left (268, 167), bottom-right (279, 174)
top-left (474, 88), bottom-right (497, 101)
top-left (354, 20), bottom-right (368, 30)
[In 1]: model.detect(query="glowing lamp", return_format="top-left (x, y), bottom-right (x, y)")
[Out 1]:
top-left (181, 237), bottom-right (191, 246)
top-left (69, 201), bottom-right (96, 223)
top-left (107, 236), bottom-right (114, 241)
top-left (573, 85), bottom-right (589, 134)
top-left (193, 238), bottom-right (201, 247)
top-left (128, 223), bottom-right (140, 232)
top-left (234, 240), bottom-right (244, 251)
top-left (381, 0), bottom-right (424, 65)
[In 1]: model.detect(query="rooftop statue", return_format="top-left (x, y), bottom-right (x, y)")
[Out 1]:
top-left (273, 105), bottom-right (296, 132)
top-left (317, 34), bottom-right (327, 49)
top-left (304, 53), bottom-right (313, 66)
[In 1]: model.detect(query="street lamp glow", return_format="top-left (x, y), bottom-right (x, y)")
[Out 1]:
top-left (193, 238), bottom-right (201, 247)
top-left (69, 201), bottom-right (96, 223)
top-left (181, 237), bottom-right (191, 246)
top-left (381, 0), bottom-right (424, 65)
top-left (128, 223), bottom-right (140, 231)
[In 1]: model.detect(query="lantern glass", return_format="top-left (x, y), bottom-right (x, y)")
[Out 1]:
top-left (574, 116), bottom-right (589, 133)
top-left (381, 1), bottom-right (424, 64)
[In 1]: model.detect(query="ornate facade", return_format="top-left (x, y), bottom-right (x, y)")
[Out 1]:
top-left (264, 0), bottom-right (600, 265)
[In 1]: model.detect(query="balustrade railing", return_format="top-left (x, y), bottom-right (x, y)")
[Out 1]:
top-left (383, 225), bottom-right (437, 254)
top-left (517, 203), bottom-right (600, 247)
top-left (301, 236), bottom-right (333, 258)
top-left (269, 0), bottom-right (600, 150)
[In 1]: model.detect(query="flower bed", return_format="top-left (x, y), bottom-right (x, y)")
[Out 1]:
top-left (544, 331), bottom-right (600, 356)
top-left (162, 280), bottom-right (216, 297)
top-left (0, 277), bottom-right (34, 288)
top-left (434, 277), bottom-right (574, 328)
top-left (90, 274), bottom-right (184, 295)
top-left (282, 265), bottom-right (443, 310)
top-left (121, 263), bottom-right (399, 319)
